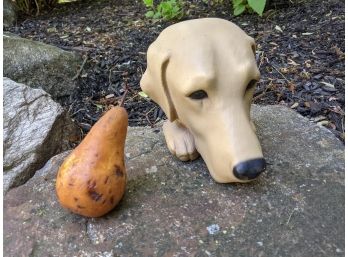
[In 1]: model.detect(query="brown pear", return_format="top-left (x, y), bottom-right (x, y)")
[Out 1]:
top-left (56, 107), bottom-right (128, 218)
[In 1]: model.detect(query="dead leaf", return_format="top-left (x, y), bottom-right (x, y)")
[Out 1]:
top-left (47, 27), bottom-right (58, 33)
top-left (332, 45), bottom-right (345, 58)
top-left (288, 83), bottom-right (296, 94)
top-left (138, 91), bottom-right (149, 98)
top-left (105, 94), bottom-right (115, 99)
top-left (328, 123), bottom-right (336, 130)
top-left (312, 116), bottom-right (326, 122)
top-left (275, 25), bottom-right (283, 33)
top-left (291, 102), bottom-right (299, 109)
top-left (280, 67), bottom-right (289, 74)
top-left (302, 32), bottom-right (314, 36)
top-left (320, 81), bottom-right (335, 88)
top-left (300, 71), bottom-right (311, 79)
top-left (317, 120), bottom-right (329, 126)
top-left (288, 59), bottom-right (300, 66)
top-left (329, 96), bottom-right (339, 101)
top-left (304, 60), bottom-right (312, 68)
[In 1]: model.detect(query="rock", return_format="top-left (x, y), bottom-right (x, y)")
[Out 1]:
top-left (3, 0), bottom-right (17, 28)
top-left (4, 105), bottom-right (344, 257)
top-left (3, 78), bottom-right (79, 193)
top-left (3, 32), bottom-right (82, 99)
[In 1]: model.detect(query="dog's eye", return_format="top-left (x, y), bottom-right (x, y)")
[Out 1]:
top-left (246, 80), bottom-right (257, 91)
top-left (188, 90), bottom-right (208, 100)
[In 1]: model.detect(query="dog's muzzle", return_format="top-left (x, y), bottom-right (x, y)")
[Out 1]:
top-left (233, 158), bottom-right (266, 181)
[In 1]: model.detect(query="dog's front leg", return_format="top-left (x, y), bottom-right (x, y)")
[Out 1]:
top-left (163, 120), bottom-right (199, 161)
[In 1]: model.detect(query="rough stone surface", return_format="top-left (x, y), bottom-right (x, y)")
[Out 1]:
top-left (4, 105), bottom-right (344, 257)
top-left (3, 0), bottom-right (17, 28)
top-left (3, 32), bottom-right (82, 99)
top-left (3, 77), bottom-right (79, 193)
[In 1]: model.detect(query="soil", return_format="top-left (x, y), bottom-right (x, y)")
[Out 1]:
top-left (7, 0), bottom-right (345, 141)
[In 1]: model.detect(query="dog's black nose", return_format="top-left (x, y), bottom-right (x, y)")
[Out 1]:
top-left (233, 158), bottom-right (266, 181)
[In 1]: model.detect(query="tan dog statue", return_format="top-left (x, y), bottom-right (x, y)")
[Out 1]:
top-left (140, 18), bottom-right (266, 183)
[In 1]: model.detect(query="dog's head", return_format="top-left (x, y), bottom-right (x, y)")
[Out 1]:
top-left (141, 18), bottom-right (266, 183)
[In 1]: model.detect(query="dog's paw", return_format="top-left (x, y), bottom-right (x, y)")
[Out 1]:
top-left (163, 120), bottom-right (199, 161)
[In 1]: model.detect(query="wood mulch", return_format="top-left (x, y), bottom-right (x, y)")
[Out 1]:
top-left (7, 0), bottom-right (345, 141)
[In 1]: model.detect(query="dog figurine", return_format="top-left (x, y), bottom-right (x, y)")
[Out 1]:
top-left (140, 18), bottom-right (266, 183)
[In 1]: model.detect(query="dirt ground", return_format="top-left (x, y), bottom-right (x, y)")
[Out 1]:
top-left (7, 0), bottom-right (345, 141)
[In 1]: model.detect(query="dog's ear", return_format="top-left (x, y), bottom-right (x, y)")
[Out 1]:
top-left (140, 43), bottom-right (178, 122)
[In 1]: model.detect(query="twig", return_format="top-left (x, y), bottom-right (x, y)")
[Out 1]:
top-left (72, 56), bottom-right (88, 80)
top-left (257, 51), bottom-right (267, 69)
top-left (267, 61), bottom-right (290, 83)
top-left (108, 64), bottom-right (119, 88)
top-left (59, 45), bottom-right (95, 52)
top-left (128, 118), bottom-right (145, 122)
top-left (253, 91), bottom-right (269, 101)
top-left (70, 108), bottom-right (86, 117)
top-left (67, 99), bottom-right (78, 114)
top-left (145, 106), bottom-right (157, 115)
top-left (265, 9), bottom-right (278, 20)
top-left (253, 81), bottom-right (274, 101)
top-left (34, 0), bottom-right (40, 16)
top-left (145, 113), bottom-right (154, 127)
top-left (118, 88), bottom-right (128, 107)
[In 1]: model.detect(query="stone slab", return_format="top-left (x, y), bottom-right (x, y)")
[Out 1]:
top-left (3, 0), bottom-right (17, 28)
top-left (3, 32), bottom-right (82, 99)
top-left (3, 77), bottom-right (79, 192)
top-left (4, 105), bottom-right (344, 257)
